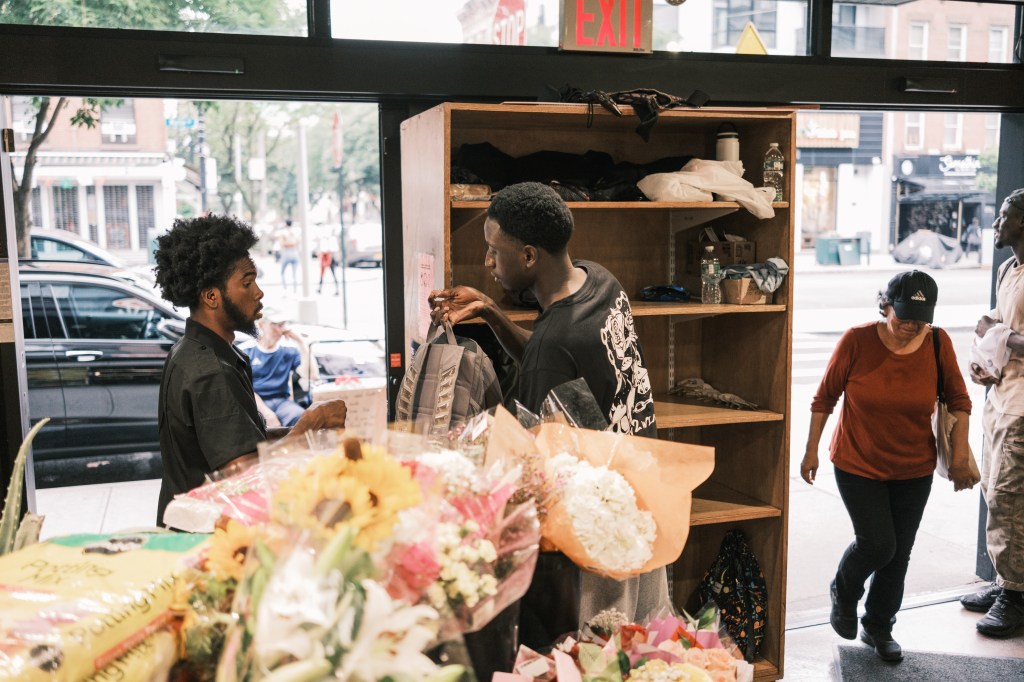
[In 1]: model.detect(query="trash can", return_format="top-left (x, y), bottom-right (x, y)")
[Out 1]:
top-left (815, 237), bottom-right (840, 265)
top-left (836, 238), bottom-right (861, 266)
top-left (815, 236), bottom-right (861, 266)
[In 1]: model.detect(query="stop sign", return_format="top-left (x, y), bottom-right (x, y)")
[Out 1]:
top-left (493, 0), bottom-right (525, 45)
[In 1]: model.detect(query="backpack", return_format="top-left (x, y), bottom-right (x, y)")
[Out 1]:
top-left (697, 529), bottom-right (768, 662)
top-left (395, 321), bottom-right (503, 437)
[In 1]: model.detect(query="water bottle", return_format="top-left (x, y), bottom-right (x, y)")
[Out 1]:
top-left (716, 122), bottom-right (740, 163)
top-left (763, 142), bottom-right (785, 202)
top-left (700, 245), bottom-right (722, 305)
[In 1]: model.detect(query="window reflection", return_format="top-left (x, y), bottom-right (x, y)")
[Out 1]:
top-left (833, 0), bottom-right (1016, 63)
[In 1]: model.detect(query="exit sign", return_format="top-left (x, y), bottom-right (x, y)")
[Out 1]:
top-left (560, 0), bottom-right (652, 54)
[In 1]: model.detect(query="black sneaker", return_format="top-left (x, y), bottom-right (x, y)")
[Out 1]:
top-left (960, 583), bottom-right (1002, 613)
top-left (830, 579), bottom-right (857, 640)
top-left (860, 629), bottom-right (903, 662)
top-left (977, 592), bottom-right (1024, 638)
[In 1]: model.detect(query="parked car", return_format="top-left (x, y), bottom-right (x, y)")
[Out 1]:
top-left (343, 222), bottom-right (383, 268)
top-left (19, 263), bottom-right (385, 465)
top-left (27, 228), bottom-right (156, 286)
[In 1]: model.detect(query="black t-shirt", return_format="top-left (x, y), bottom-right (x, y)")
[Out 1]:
top-left (519, 260), bottom-right (657, 436)
top-left (156, 318), bottom-right (266, 525)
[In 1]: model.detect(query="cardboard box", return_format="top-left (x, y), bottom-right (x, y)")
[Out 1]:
top-left (687, 240), bottom-right (756, 274)
top-left (722, 277), bottom-right (770, 305)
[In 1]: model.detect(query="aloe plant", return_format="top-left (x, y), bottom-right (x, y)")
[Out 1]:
top-left (0, 418), bottom-right (49, 556)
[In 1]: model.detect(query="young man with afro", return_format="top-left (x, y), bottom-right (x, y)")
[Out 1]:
top-left (429, 182), bottom-right (660, 650)
top-left (152, 214), bottom-right (347, 525)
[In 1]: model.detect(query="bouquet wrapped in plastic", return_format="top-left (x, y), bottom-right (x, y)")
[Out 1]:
top-left (382, 446), bottom-right (540, 637)
top-left (214, 439), bottom-right (469, 682)
top-left (508, 602), bottom-right (754, 682)
top-left (532, 423), bottom-right (713, 579)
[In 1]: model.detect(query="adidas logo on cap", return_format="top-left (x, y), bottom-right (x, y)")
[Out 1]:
top-left (911, 290), bottom-right (928, 302)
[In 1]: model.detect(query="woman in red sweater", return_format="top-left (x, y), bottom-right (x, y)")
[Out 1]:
top-left (800, 270), bottom-right (979, 662)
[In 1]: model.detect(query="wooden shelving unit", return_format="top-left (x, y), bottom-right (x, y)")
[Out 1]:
top-left (401, 102), bottom-right (794, 681)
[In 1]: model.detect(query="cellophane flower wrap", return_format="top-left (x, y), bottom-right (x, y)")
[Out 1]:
top-left (179, 435), bottom-right (471, 682)
top-left (382, 429), bottom-right (540, 636)
top-left (532, 423), bottom-right (714, 579)
top-left (509, 603), bottom-right (754, 682)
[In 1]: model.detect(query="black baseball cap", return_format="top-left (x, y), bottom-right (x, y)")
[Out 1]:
top-left (885, 270), bottom-right (938, 323)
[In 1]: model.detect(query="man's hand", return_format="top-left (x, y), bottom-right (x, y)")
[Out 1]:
top-left (292, 398), bottom-right (347, 435)
top-left (800, 450), bottom-right (819, 485)
top-left (976, 314), bottom-right (998, 338)
top-left (969, 362), bottom-right (1000, 386)
top-left (429, 286), bottom-right (495, 326)
top-left (949, 461), bottom-right (980, 492)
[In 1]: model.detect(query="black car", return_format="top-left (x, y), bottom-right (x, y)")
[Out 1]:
top-left (19, 262), bottom-right (385, 473)
top-left (20, 263), bottom-right (182, 464)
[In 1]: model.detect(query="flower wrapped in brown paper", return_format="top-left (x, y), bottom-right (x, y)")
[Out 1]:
top-left (534, 423), bottom-right (714, 580)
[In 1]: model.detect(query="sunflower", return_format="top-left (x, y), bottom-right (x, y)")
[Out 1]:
top-left (272, 445), bottom-right (422, 550)
top-left (206, 518), bottom-right (255, 583)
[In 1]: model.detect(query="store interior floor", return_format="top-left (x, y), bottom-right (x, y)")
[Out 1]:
top-left (35, 480), bottom-right (1024, 680)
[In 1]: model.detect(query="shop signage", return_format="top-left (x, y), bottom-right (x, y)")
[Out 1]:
top-left (560, 0), bottom-right (653, 54)
top-left (796, 113), bottom-right (860, 148)
top-left (494, 0), bottom-right (526, 45)
top-left (897, 154), bottom-right (980, 178)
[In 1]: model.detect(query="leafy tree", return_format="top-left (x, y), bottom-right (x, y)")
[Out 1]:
top-left (976, 149), bottom-right (998, 194)
top-left (6, 97), bottom-right (118, 257)
top-left (2, 0), bottom-right (299, 255)
top-left (0, 0), bottom-right (302, 35)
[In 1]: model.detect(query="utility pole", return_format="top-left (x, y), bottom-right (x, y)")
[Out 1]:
top-left (332, 112), bottom-right (349, 329)
top-left (197, 109), bottom-right (208, 214)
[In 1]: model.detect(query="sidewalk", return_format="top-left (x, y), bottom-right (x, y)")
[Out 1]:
top-left (792, 248), bottom-right (990, 333)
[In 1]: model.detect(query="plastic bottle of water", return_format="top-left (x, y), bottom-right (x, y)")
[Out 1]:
top-left (700, 245), bottom-right (722, 305)
top-left (763, 142), bottom-right (785, 202)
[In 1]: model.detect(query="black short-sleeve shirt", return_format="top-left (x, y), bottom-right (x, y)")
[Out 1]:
top-left (519, 260), bottom-right (657, 437)
top-left (156, 318), bottom-right (266, 525)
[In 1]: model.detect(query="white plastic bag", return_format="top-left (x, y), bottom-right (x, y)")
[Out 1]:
top-left (637, 159), bottom-right (776, 219)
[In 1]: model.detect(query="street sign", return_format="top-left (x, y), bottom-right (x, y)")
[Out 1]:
top-left (165, 117), bottom-right (196, 129)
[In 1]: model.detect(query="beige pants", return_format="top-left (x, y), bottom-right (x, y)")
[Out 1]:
top-left (578, 566), bottom-right (670, 626)
top-left (981, 400), bottom-right (1024, 591)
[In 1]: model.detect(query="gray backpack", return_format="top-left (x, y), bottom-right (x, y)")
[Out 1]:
top-left (396, 321), bottom-right (503, 436)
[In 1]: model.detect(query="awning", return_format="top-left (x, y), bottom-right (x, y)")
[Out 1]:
top-left (898, 189), bottom-right (992, 205)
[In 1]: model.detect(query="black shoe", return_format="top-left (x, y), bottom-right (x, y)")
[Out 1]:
top-left (977, 592), bottom-right (1024, 638)
top-left (860, 629), bottom-right (903, 662)
top-left (960, 583), bottom-right (1002, 613)
top-left (830, 579), bottom-right (858, 640)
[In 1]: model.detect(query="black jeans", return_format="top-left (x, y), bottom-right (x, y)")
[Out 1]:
top-left (833, 466), bottom-right (933, 633)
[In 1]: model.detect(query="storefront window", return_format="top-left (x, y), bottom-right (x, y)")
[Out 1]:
top-left (330, 0), bottom-right (812, 55)
top-left (833, 0), bottom-right (1017, 62)
top-left (0, 0), bottom-right (306, 36)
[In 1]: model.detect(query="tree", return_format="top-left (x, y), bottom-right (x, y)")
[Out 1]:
top-left (6, 98), bottom-right (113, 257)
top-left (2, 0), bottom-right (299, 255)
top-left (0, 0), bottom-right (301, 34)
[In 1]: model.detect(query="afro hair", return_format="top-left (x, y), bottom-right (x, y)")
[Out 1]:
top-left (487, 182), bottom-right (573, 254)
top-left (153, 214), bottom-right (258, 309)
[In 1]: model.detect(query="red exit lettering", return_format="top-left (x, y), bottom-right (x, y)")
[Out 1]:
top-left (575, 0), bottom-right (644, 49)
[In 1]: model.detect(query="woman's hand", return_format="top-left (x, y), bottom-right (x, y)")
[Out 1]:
top-left (949, 461), bottom-right (980, 492)
top-left (428, 286), bottom-right (495, 326)
top-left (800, 450), bottom-right (819, 485)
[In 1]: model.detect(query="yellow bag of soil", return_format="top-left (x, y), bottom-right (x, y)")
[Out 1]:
top-left (0, 532), bottom-right (208, 682)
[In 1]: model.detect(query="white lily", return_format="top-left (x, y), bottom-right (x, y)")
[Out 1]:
top-left (335, 579), bottom-right (441, 682)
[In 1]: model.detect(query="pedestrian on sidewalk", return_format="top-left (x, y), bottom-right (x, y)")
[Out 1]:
top-left (278, 219), bottom-right (300, 292)
top-left (316, 230), bottom-right (340, 295)
top-left (962, 188), bottom-right (1024, 638)
top-left (801, 269), bottom-right (977, 662)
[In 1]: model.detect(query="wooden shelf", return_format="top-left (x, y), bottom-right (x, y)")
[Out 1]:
top-left (457, 301), bottom-right (786, 325)
top-left (691, 481), bottom-right (781, 526)
top-left (752, 660), bottom-right (780, 682)
top-left (654, 396), bottom-right (783, 428)
top-left (452, 200), bottom-right (790, 210)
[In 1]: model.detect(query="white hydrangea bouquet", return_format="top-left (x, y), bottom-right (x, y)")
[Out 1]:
top-left (533, 423), bottom-right (714, 579)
